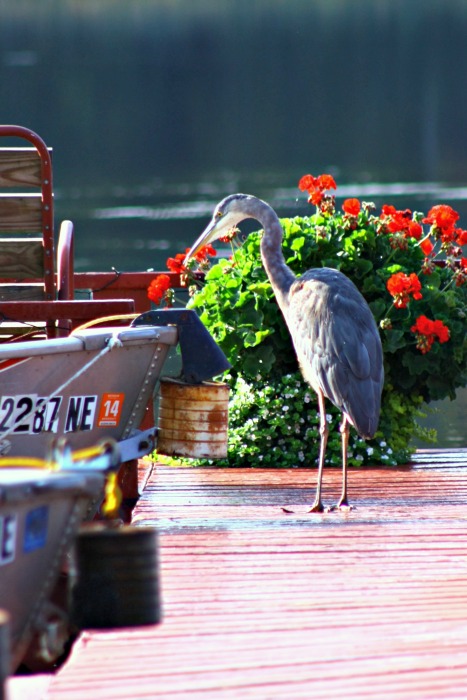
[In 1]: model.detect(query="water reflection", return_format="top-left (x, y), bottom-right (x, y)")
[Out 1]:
top-left (56, 178), bottom-right (467, 273)
top-left (415, 389), bottom-right (466, 450)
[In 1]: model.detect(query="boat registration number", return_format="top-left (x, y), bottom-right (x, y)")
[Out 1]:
top-left (0, 393), bottom-right (125, 434)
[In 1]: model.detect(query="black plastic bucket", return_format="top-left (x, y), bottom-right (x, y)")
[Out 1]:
top-left (0, 609), bottom-right (10, 699)
top-left (71, 525), bottom-right (161, 629)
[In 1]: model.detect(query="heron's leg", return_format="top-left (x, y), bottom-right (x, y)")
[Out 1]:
top-left (309, 389), bottom-right (328, 513)
top-left (335, 415), bottom-right (352, 510)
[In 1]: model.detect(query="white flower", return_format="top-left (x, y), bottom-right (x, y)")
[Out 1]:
top-left (367, 447), bottom-right (374, 455)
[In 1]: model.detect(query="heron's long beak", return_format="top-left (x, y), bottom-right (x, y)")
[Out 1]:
top-left (184, 219), bottom-right (220, 264)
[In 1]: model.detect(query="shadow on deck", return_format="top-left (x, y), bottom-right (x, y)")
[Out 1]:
top-left (11, 448), bottom-right (467, 699)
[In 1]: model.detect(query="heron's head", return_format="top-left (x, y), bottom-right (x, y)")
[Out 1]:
top-left (185, 194), bottom-right (255, 263)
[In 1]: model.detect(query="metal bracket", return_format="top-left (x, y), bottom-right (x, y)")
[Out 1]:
top-left (132, 308), bottom-right (231, 384)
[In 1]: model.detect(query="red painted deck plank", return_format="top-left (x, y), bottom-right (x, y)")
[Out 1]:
top-left (11, 449), bottom-right (467, 699)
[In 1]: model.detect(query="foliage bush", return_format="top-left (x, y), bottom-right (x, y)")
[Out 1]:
top-left (149, 176), bottom-right (467, 467)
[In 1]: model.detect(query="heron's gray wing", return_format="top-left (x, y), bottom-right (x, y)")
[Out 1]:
top-left (286, 270), bottom-right (383, 438)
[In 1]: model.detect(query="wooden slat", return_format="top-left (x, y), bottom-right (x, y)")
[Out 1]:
top-left (73, 271), bottom-right (194, 314)
top-left (0, 238), bottom-right (44, 278)
top-left (0, 194), bottom-right (43, 232)
top-left (0, 283), bottom-right (44, 301)
top-left (33, 449), bottom-right (467, 700)
top-left (0, 148), bottom-right (42, 187)
top-left (0, 298), bottom-right (135, 321)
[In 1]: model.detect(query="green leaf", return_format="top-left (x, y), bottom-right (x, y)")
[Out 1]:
top-left (353, 257), bottom-right (374, 278)
top-left (384, 329), bottom-right (406, 353)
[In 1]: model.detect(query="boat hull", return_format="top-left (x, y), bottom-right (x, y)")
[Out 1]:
top-left (0, 468), bottom-right (104, 670)
top-left (0, 325), bottom-right (177, 459)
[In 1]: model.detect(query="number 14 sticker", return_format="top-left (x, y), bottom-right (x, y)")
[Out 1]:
top-left (97, 393), bottom-right (125, 427)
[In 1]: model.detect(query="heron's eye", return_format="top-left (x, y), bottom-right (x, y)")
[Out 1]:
top-left (216, 210), bottom-right (223, 218)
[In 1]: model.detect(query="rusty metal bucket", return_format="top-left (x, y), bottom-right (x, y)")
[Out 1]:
top-left (157, 378), bottom-right (229, 459)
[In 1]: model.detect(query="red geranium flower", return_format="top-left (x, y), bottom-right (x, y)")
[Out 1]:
top-left (386, 272), bottom-right (423, 309)
top-left (299, 173), bottom-right (336, 209)
top-left (420, 238), bottom-right (434, 256)
top-left (298, 174), bottom-right (318, 192)
top-left (219, 227), bottom-right (239, 243)
top-left (147, 274), bottom-right (172, 305)
top-left (410, 315), bottom-right (450, 353)
top-left (407, 221), bottom-right (423, 240)
top-left (380, 205), bottom-right (422, 241)
top-left (316, 174), bottom-right (337, 191)
top-left (423, 204), bottom-right (460, 245)
top-left (423, 204), bottom-right (459, 230)
top-left (167, 252), bottom-right (187, 273)
top-left (342, 198), bottom-right (361, 216)
top-left (455, 228), bottom-right (467, 246)
top-left (168, 245), bottom-right (216, 274)
top-left (194, 243), bottom-right (216, 263)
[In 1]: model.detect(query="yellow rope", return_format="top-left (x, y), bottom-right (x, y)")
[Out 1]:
top-left (0, 456), bottom-right (52, 470)
top-left (0, 443), bottom-right (123, 517)
top-left (73, 313), bottom-right (138, 333)
top-left (101, 471), bottom-right (122, 518)
top-left (0, 442), bottom-right (108, 470)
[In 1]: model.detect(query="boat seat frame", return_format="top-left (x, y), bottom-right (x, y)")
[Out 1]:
top-left (0, 125), bottom-right (135, 338)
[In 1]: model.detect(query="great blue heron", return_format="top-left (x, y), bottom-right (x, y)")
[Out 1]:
top-left (185, 194), bottom-right (384, 512)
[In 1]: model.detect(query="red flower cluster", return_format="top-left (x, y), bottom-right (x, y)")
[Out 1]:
top-left (423, 204), bottom-right (467, 247)
top-left (147, 244), bottom-right (217, 306)
top-left (166, 251), bottom-right (187, 273)
top-left (410, 315), bottom-right (450, 354)
top-left (380, 204), bottom-right (423, 244)
top-left (386, 272), bottom-right (423, 309)
top-left (147, 274), bottom-right (171, 305)
top-left (298, 173), bottom-right (337, 207)
top-left (219, 227), bottom-right (239, 243)
top-left (167, 244), bottom-right (216, 273)
top-left (423, 204), bottom-right (459, 232)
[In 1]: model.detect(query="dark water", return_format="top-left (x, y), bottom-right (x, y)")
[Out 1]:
top-left (0, 0), bottom-right (465, 447)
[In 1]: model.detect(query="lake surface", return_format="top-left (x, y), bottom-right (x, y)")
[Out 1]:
top-left (1, 0), bottom-right (465, 448)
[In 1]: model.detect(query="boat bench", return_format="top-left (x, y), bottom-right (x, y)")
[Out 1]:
top-left (0, 125), bottom-right (135, 339)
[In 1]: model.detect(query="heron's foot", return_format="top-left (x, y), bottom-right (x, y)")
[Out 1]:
top-left (308, 500), bottom-right (326, 513)
top-left (281, 505), bottom-right (296, 514)
top-left (329, 499), bottom-right (354, 512)
top-left (281, 500), bottom-right (325, 514)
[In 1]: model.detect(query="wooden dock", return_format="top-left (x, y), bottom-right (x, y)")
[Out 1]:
top-left (9, 448), bottom-right (467, 699)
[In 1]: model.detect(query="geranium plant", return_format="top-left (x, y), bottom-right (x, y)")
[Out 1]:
top-left (148, 175), bottom-right (467, 466)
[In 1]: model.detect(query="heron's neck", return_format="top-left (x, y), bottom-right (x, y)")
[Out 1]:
top-left (253, 200), bottom-right (296, 307)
